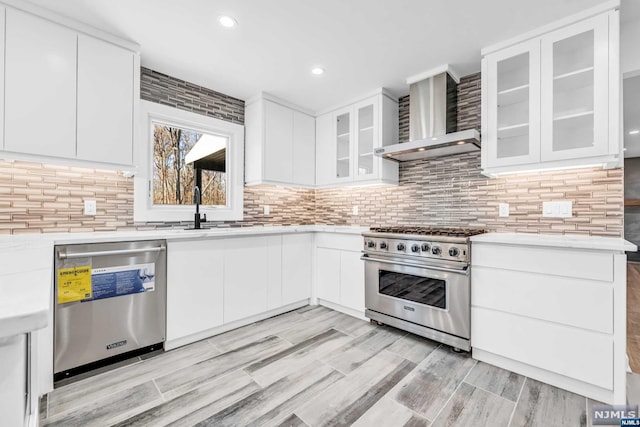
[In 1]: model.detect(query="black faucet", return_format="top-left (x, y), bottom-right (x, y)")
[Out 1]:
top-left (194, 185), bottom-right (202, 229)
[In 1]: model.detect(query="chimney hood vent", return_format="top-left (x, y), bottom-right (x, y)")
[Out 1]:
top-left (376, 67), bottom-right (480, 162)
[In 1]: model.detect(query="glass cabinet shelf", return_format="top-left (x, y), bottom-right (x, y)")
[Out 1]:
top-left (498, 84), bottom-right (529, 107)
top-left (553, 110), bottom-right (594, 122)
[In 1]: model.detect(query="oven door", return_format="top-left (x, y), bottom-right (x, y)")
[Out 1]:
top-left (362, 254), bottom-right (470, 339)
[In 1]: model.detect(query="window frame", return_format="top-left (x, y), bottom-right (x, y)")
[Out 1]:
top-left (134, 100), bottom-right (244, 222)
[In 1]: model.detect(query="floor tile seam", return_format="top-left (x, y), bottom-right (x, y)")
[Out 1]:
top-left (321, 358), bottom-right (418, 427)
top-left (45, 380), bottom-right (162, 425)
top-left (316, 357), bottom-right (349, 377)
top-left (148, 351), bottom-right (230, 384)
top-left (461, 380), bottom-right (520, 404)
top-left (384, 342), bottom-right (439, 365)
top-left (428, 358), bottom-right (478, 425)
top-left (50, 356), bottom-right (148, 401)
top-left (506, 376), bottom-right (527, 427)
top-left (47, 378), bottom-right (157, 421)
top-left (152, 378), bottom-right (166, 402)
top-left (207, 339), bottom-right (225, 354)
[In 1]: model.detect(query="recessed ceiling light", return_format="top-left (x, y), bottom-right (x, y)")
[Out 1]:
top-left (630, 130), bottom-right (640, 135)
top-left (431, 137), bottom-right (438, 141)
top-left (417, 148), bottom-right (426, 151)
top-left (311, 67), bottom-right (325, 76)
top-left (457, 141), bottom-right (466, 145)
top-left (218, 16), bottom-right (237, 28)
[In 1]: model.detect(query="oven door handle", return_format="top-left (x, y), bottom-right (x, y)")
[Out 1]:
top-left (360, 255), bottom-right (469, 276)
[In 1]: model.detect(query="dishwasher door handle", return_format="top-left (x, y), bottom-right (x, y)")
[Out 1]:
top-left (58, 245), bottom-right (166, 260)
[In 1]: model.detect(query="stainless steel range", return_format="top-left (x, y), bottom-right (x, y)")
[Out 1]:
top-left (361, 226), bottom-right (485, 351)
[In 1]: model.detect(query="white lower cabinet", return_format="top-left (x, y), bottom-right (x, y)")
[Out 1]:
top-left (281, 233), bottom-right (313, 305)
top-left (339, 251), bottom-right (365, 312)
top-left (316, 248), bottom-right (341, 302)
top-left (315, 233), bottom-right (365, 316)
top-left (224, 236), bottom-right (284, 323)
top-left (167, 233), bottom-right (313, 348)
top-left (471, 239), bottom-right (627, 404)
top-left (166, 239), bottom-right (224, 342)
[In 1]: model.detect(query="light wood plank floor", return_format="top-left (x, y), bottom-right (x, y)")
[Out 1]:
top-left (628, 263), bottom-right (640, 373)
top-left (41, 306), bottom-right (593, 426)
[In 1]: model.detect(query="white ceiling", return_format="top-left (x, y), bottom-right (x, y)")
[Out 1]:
top-left (25, 0), bottom-right (616, 113)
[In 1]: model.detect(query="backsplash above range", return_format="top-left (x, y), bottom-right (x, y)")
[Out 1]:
top-left (0, 71), bottom-right (623, 236)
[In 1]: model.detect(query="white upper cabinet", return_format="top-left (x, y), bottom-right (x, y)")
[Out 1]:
top-left (77, 34), bottom-right (135, 165)
top-left (2, 4), bottom-right (139, 168)
top-left (540, 13), bottom-right (610, 162)
top-left (5, 9), bottom-right (77, 158)
top-left (483, 40), bottom-right (541, 168)
top-left (316, 91), bottom-right (399, 187)
top-left (481, 5), bottom-right (620, 176)
top-left (245, 95), bottom-right (315, 187)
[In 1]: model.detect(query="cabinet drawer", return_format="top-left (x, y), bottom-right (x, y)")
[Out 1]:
top-left (472, 307), bottom-right (613, 389)
top-left (472, 266), bottom-right (612, 333)
top-left (316, 233), bottom-right (362, 251)
top-left (472, 243), bottom-right (613, 282)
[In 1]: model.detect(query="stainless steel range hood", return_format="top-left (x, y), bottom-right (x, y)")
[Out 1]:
top-left (375, 69), bottom-right (480, 162)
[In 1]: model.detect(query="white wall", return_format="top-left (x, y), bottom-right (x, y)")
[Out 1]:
top-left (622, 18), bottom-right (640, 76)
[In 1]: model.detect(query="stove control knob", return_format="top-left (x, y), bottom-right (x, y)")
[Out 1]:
top-left (411, 244), bottom-right (420, 253)
top-left (421, 243), bottom-right (430, 252)
top-left (397, 243), bottom-right (405, 251)
top-left (449, 247), bottom-right (460, 257)
top-left (431, 246), bottom-right (441, 255)
top-left (380, 242), bottom-right (388, 250)
top-left (366, 240), bottom-right (376, 248)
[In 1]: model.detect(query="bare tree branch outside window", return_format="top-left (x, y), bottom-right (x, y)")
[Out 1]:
top-left (152, 124), bottom-right (227, 206)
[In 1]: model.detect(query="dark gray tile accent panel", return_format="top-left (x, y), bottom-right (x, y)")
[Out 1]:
top-left (140, 67), bottom-right (244, 125)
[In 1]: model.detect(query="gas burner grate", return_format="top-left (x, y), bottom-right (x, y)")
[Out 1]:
top-left (369, 226), bottom-right (486, 238)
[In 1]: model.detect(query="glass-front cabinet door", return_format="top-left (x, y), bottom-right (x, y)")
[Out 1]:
top-left (484, 39), bottom-right (540, 168)
top-left (334, 107), bottom-right (352, 180)
top-left (354, 100), bottom-right (379, 181)
top-left (540, 13), bottom-right (609, 161)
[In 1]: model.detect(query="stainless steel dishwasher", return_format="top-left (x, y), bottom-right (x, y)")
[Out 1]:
top-left (54, 240), bottom-right (166, 380)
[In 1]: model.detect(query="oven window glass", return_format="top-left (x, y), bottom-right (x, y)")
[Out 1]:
top-left (379, 270), bottom-right (446, 309)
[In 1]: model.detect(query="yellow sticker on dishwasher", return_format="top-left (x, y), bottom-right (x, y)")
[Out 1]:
top-left (57, 266), bottom-right (92, 303)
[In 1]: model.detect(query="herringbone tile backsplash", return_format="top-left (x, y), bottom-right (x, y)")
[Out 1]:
top-left (0, 72), bottom-right (623, 236)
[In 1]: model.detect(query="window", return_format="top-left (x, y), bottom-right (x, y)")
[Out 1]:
top-left (134, 101), bottom-right (244, 222)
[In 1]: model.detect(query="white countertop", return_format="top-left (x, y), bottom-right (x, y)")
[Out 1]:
top-left (0, 240), bottom-right (52, 338)
top-left (0, 225), bottom-right (367, 338)
top-left (471, 232), bottom-right (637, 252)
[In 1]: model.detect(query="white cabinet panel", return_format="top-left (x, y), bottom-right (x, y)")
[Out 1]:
top-left (472, 307), bottom-right (613, 389)
top-left (0, 334), bottom-right (27, 427)
top-left (316, 233), bottom-right (362, 252)
top-left (315, 113), bottom-right (334, 186)
top-left (224, 237), bottom-right (269, 323)
top-left (246, 97), bottom-right (315, 187)
top-left (472, 266), bottom-right (612, 333)
top-left (472, 243), bottom-right (613, 282)
top-left (77, 34), bottom-right (134, 165)
top-left (483, 40), bottom-right (541, 168)
top-left (266, 235), bottom-right (283, 310)
top-left (166, 240), bottom-right (224, 341)
top-left (292, 112), bottom-right (316, 186)
top-left (339, 251), bottom-right (365, 312)
top-left (5, 9), bottom-right (76, 158)
top-left (0, 8), bottom-right (5, 150)
top-left (317, 248), bottom-right (340, 304)
top-left (316, 93), bottom-right (398, 187)
top-left (282, 233), bottom-right (312, 305)
top-left (264, 100), bottom-right (293, 183)
top-left (540, 13), bottom-right (610, 162)
top-left (481, 8), bottom-right (620, 175)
